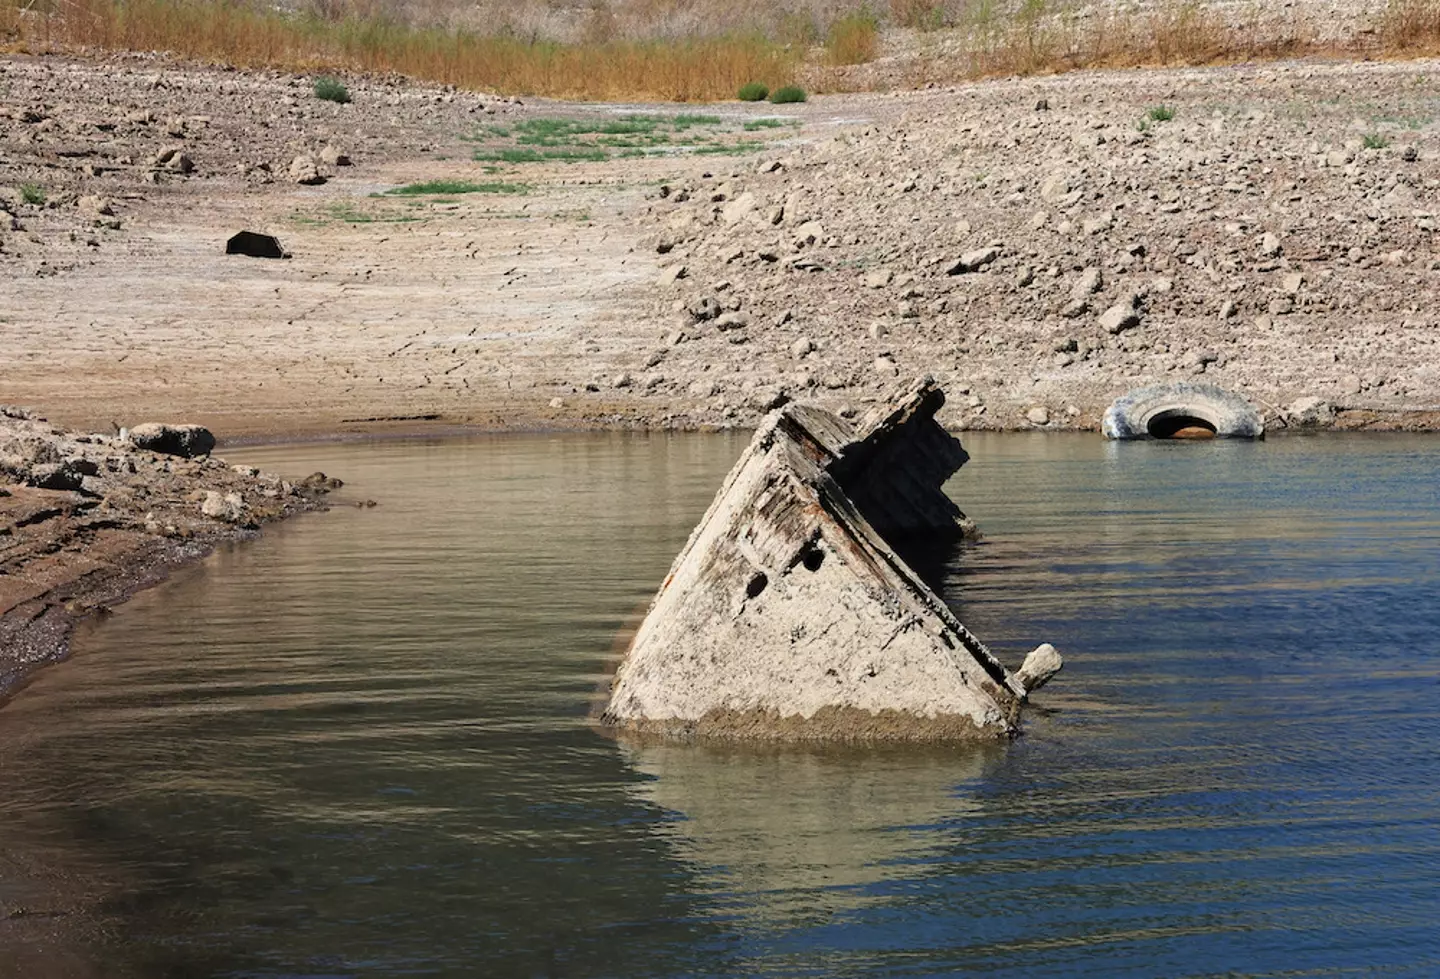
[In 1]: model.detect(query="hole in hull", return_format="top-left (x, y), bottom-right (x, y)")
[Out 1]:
top-left (1147, 412), bottom-right (1218, 440)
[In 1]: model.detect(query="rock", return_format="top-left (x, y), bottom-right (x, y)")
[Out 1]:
top-left (1339, 374), bottom-right (1363, 396)
top-left (715, 312), bottom-right (749, 331)
top-left (319, 144), bottom-right (351, 166)
top-left (298, 472), bottom-right (343, 493)
top-left (127, 423), bottom-right (216, 458)
top-left (1016, 643), bottom-right (1064, 693)
top-left (687, 296), bottom-right (720, 321)
top-left (1099, 302), bottom-right (1140, 334)
top-left (153, 145), bottom-right (193, 173)
top-left (688, 379), bottom-right (718, 398)
top-left (201, 490), bottom-right (249, 524)
top-left (721, 192), bottom-right (756, 224)
top-left (225, 231), bottom-right (287, 259)
top-left (1220, 299), bottom-right (1238, 319)
top-left (1282, 272), bottom-right (1305, 295)
top-left (659, 264), bottom-right (689, 286)
top-left (1260, 232), bottom-right (1282, 257)
top-left (77, 195), bottom-right (114, 216)
top-left (791, 337), bottom-right (815, 359)
top-left (1039, 173), bottom-right (1071, 203)
top-left (863, 269), bottom-right (893, 289)
top-left (1072, 266), bottom-right (1103, 299)
top-left (289, 154), bottom-right (326, 185)
top-left (1286, 396), bottom-right (1335, 427)
top-left (26, 458), bottom-right (99, 492)
top-left (1026, 406), bottom-right (1050, 425)
top-left (874, 355), bottom-right (900, 377)
top-left (947, 247), bottom-right (999, 274)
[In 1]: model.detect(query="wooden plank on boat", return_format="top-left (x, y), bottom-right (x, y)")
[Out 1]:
top-left (601, 376), bottom-right (1061, 742)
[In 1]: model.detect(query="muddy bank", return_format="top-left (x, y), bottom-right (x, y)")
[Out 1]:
top-left (0, 407), bottom-right (340, 702)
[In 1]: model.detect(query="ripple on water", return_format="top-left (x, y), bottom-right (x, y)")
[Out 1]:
top-left (0, 431), bottom-right (1438, 978)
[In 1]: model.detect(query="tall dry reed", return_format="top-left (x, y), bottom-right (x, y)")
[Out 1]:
top-left (10, 0), bottom-right (799, 101)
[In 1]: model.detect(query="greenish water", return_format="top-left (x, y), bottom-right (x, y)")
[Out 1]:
top-left (1, 432), bottom-right (1438, 977)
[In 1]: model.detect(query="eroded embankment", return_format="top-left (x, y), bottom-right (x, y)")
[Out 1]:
top-left (0, 408), bottom-right (339, 699)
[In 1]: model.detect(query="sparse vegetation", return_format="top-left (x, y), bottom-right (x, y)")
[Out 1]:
top-left (889, 0), bottom-right (950, 31)
top-left (743, 117), bottom-right (796, 130)
top-left (738, 82), bottom-right (770, 102)
top-left (313, 75), bottom-right (351, 103)
top-left (465, 112), bottom-right (770, 163)
top-left (384, 180), bottom-right (527, 195)
top-left (1362, 133), bottom-right (1391, 149)
top-left (20, 183), bottom-right (45, 205)
top-left (770, 85), bottom-right (807, 104)
top-left (825, 9), bottom-right (880, 66)
top-left (1147, 104), bottom-right (1176, 122)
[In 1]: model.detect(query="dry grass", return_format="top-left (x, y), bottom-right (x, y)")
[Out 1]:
top-left (1383, 0), bottom-right (1440, 52)
top-left (825, 9), bottom-right (881, 65)
top-left (8, 0), bottom-right (799, 100)
top-left (7, 0), bottom-right (1440, 102)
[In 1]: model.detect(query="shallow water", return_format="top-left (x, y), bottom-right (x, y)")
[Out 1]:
top-left (2, 432), bottom-right (1439, 978)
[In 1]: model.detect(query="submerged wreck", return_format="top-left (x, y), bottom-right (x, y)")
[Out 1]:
top-left (601, 377), bottom-right (1061, 742)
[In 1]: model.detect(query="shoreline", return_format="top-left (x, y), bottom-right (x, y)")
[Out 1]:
top-left (6, 406), bottom-right (1437, 708)
top-left (0, 408), bottom-right (340, 708)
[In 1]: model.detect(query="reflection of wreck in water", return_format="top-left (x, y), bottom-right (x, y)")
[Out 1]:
top-left (624, 740), bottom-right (999, 922)
top-left (602, 378), bottom-right (1061, 742)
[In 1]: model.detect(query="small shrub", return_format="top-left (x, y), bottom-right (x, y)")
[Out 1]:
top-left (313, 76), bottom-right (351, 104)
top-left (1147, 104), bottom-right (1176, 121)
top-left (738, 82), bottom-right (769, 101)
top-left (770, 85), bottom-right (807, 104)
top-left (1362, 133), bottom-right (1391, 150)
top-left (20, 182), bottom-right (44, 205)
top-left (825, 9), bottom-right (880, 65)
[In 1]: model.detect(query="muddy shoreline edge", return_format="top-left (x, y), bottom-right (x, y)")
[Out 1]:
top-left (0, 408), bottom-right (341, 707)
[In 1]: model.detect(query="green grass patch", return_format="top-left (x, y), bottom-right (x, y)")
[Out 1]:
top-left (19, 182), bottom-right (45, 205)
top-left (1146, 104), bottom-right (1176, 122)
top-left (467, 112), bottom-right (756, 165)
top-left (1362, 133), bottom-right (1391, 150)
top-left (384, 180), bottom-right (528, 195)
top-left (738, 82), bottom-right (770, 102)
top-left (769, 85), bottom-right (807, 104)
top-left (693, 141), bottom-right (764, 155)
top-left (743, 117), bottom-right (795, 130)
top-left (672, 113), bottom-right (723, 129)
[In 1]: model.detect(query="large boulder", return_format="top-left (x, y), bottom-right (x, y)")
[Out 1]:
top-left (128, 423), bottom-right (216, 458)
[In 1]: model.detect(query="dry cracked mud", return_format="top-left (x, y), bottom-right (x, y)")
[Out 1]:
top-left (4, 52), bottom-right (1439, 438)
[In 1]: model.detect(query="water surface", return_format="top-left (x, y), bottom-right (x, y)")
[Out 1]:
top-left (1, 432), bottom-right (1438, 977)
